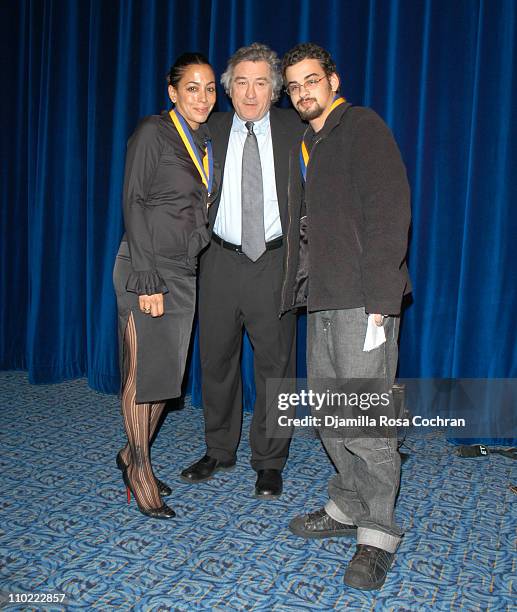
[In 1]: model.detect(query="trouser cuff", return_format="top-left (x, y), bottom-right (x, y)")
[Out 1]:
top-left (206, 448), bottom-right (236, 463)
top-left (325, 500), bottom-right (354, 525)
top-left (357, 527), bottom-right (400, 553)
top-left (251, 457), bottom-right (288, 471)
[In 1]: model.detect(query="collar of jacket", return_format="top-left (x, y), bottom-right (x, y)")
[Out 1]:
top-left (307, 100), bottom-right (353, 141)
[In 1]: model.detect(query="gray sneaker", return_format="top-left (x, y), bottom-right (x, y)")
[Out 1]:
top-left (344, 544), bottom-right (394, 590)
top-left (288, 507), bottom-right (357, 539)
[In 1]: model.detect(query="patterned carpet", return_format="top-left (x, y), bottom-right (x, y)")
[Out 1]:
top-left (1, 371), bottom-right (515, 611)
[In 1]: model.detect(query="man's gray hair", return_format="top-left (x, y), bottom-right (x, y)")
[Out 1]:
top-left (220, 42), bottom-right (283, 102)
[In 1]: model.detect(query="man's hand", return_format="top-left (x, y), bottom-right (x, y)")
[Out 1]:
top-left (372, 314), bottom-right (385, 327)
top-left (139, 294), bottom-right (164, 317)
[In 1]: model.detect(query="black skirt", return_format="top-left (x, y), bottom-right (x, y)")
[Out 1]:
top-left (113, 247), bottom-right (196, 404)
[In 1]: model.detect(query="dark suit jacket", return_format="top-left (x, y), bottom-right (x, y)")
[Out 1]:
top-left (207, 107), bottom-right (305, 234)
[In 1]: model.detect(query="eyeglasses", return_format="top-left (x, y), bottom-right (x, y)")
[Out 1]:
top-left (285, 75), bottom-right (328, 96)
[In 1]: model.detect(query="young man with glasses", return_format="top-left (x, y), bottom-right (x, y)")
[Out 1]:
top-left (280, 43), bottom-right (411, 590)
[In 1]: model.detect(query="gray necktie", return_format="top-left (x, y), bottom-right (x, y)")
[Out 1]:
top-left (241, 121), bottom-right (265, 262)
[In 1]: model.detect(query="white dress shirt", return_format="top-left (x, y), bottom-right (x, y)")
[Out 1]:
top-left (213, 112), bottom-right (282, 245)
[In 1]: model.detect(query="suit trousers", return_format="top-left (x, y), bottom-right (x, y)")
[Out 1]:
top-left (307, 307), bottom-right (403, 553)
top-left (198, 239), bottom-right (296, 471)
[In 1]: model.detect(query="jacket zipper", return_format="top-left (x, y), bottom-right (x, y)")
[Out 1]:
top-left (281, 125), bottom-right (312, 313)
top-left (281, 133), bottom-right (326, 315)
top-left (303, 135), bottom-right (323, 312)
top-left (280, 155), bottom-right (294, 316)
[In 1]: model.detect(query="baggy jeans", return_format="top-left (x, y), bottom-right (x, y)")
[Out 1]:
top-left (307, 307), bottom-right (403, 553)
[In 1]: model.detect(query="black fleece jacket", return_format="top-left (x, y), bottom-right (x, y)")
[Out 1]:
top-left (280, 102), bottom-right (411, 316)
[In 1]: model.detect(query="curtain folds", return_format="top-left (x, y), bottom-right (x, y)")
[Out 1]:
top-left (1, 1), bottom-right (515, 413)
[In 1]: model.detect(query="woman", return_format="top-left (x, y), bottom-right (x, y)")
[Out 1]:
top-left (113, 53), bottom-right (217, 519)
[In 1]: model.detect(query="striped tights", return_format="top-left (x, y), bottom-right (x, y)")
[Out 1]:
top-left (120, 313), bottom-right (165, 510)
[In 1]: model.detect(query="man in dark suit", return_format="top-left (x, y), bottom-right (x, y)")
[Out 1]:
top-left (181, 43), bottom-right (303, 498)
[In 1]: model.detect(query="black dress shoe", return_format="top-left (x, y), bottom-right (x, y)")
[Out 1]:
top-left (254, 469), bottom-right (282, 498)
top-left (116, 451), bottom-right (172, 497)
top-left (289, 507), bottom-right (357, 538)
top-left (344, 544), bottom-right (394, 590)
top-left (180, 454), bottom-right (236, 483)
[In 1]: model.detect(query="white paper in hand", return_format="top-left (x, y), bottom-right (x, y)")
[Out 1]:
top-left (363, 315), bottom-right (386, 351)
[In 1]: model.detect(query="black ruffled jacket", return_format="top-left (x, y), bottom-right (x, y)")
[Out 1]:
top-left (121, 111), bottom-right (217, 294)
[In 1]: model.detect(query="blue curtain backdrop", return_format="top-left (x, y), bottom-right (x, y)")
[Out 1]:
top-left (2, 1), bottom-right (516, 418)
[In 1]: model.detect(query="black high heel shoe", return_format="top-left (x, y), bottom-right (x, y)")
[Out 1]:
top-left (122, 467), bottom-right (176, 520)
top-left (116, 451), bottom-right (172, 497)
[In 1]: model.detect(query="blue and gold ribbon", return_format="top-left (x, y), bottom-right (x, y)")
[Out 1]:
top-left (169, 109), bottom-right (213, 194)
top-left (299, 96), bottom-right (346, 182)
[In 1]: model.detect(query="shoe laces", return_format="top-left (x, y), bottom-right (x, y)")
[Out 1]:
top-left (353, 545), bottom-right (393, 573)
top-left (305, 508), bottom-right (327, 524)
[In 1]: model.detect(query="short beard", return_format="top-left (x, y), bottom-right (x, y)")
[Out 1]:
top-left (297, 99), bottom-right (325, 122)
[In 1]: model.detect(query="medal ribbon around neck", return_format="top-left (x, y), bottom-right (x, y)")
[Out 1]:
top-left (169, 108), bottom-right (213, 194)
top-left (299, 95), bottom-right (346, 182)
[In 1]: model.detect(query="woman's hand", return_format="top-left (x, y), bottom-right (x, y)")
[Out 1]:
top-left (139, 294), bottom-right (164, 317)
